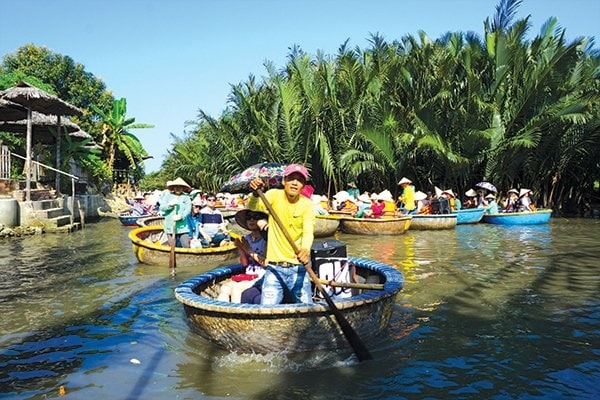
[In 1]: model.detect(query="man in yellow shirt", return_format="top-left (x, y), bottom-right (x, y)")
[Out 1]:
top-left (248, 164), bottom-right (315, 304)
top-left (397, 177), bottom-right (416, 214)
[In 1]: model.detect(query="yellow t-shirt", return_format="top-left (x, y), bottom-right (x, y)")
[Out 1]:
top-left (248, 189), bottom-right (315, 264)
top-left (401, 185), bottom-right (416, 211)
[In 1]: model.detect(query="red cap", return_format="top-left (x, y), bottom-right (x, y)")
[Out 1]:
top-left (283, 164), bottom-right (309, 180)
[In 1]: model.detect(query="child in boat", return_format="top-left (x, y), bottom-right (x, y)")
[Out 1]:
top-left (218, 210), bottom-right (268, 303)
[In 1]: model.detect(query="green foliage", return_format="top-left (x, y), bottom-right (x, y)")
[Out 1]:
top-left (91, 97), bottom-right (153, 179)
top-left (1, 44), bottom-right (115, 185)
top-left (157, 0), bottom-right (599, 214)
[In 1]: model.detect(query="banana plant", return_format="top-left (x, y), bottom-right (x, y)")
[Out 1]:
top-left (90, 97), bottom-right (153, 172)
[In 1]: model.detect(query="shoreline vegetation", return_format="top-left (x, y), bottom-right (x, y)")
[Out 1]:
top-left (1, 0), bottom-right (599, 219)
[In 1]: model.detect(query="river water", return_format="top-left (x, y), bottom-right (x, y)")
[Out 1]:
top-left (0, 218), bottom-right (598, 399)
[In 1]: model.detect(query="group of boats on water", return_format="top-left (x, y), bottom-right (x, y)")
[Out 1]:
top-left (111, 202), bottom-right (553, 358)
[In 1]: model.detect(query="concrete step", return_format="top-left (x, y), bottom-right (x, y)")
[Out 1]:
top-left (31, 199), bottom-right (60, 211)
top-left (46, 222), bottom-right (81, 233)
top-left (44, 207), bottom-right (67, 219)
top-left (44, 215), bottom-right (72, 228)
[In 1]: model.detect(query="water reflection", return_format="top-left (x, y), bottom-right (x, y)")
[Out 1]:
top-left (0, 219), bottom-right (599, 399)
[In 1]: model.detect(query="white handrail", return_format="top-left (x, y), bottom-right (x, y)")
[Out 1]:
top-left (10, 152), bottom-right (80, 227)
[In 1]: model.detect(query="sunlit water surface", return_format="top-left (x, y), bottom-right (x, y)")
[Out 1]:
top-left (0, 218), bottom-right (598, 399)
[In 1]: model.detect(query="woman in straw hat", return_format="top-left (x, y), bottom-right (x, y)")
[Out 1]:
top-left (159, 177), bottom-right (192, 247)
top-left (218, 209), bottom-right (268, 303)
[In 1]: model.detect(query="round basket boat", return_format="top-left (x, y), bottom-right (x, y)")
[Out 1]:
top-left (409, 213), bottom-right (457, 230)
top-left (129, 226), bottom-right (238, 267)
top-left (136, 215), bottom-right (165, 227)
top-left (174, 258), bottom-right (404, 354)
top-left (314, 215), bottom-right (341, 237)
top-left (340, 216), bottom-right (412, 235)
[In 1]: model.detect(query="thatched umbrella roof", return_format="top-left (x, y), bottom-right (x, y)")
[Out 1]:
top-left (0, 111), bottom-right (83, 144)
top-left (0, 81), bottom-right (85, 201)
top-left (0, 81), bottom-right (82, 117)
top-left (0, 99), bottom-right (28, 121)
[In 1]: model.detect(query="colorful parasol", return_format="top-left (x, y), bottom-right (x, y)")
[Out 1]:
top-left (475, 181), bottom-right (498, 193)
top-left (221, 162), bottom-right (286, 193)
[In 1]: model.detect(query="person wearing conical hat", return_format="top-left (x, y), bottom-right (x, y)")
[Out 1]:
top-left (335, 190), bottom-right (358, 215)
top-left (441, 189), bottom-right (461, 211)
top-left (504, 189), bottom-right (519, 213)
top-left (354, 193), bottom-right (373, 218)
top-left (484, 193), bottom-right (499, 215)
top-left (159, 177), bottom-right (192, 247)
top-left (346, 182), bottom-right (360, 200)
top-left (517, 189), bottom-right (535, 212)
top-left (463, 189), bottom-right (478, 209)
top-left (397, 177), bottom-right (416, 214)
top-left (217, 209), bottom-right (269, 304)
top-left (413, 191), bottom-right (429, 214)
top-left (311, 194), bottom-right (329, 215)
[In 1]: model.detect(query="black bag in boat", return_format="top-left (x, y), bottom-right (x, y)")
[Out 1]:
top-left (310, 240), bottom-right (354, 299)
top-left (431, 197), bottom-right (451, 214)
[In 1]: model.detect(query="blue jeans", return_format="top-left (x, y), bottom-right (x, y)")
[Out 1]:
top-left (261, 264), bottom-right (313, 305)
top-left (200, 232), bottom-right (229, 247)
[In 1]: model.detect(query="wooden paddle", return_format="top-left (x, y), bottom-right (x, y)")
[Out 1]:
top-left (254, 188), bottom-right (373, 361)
top-left (169, 220), bottom-right (177, 271)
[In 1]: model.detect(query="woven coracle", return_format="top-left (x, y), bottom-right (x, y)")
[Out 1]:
top-left (128, 226), bottom-right (238, 267)
top-left (174, 257), bottom-right (404, 354)
top-left (136, 216), bottom-right (165, 227)
top-left (408, 214), bottom-right (457, 230)
top-left (314, 215), bottom-right (341, 238)
top-left (339, 216), bottom-right (412, 235)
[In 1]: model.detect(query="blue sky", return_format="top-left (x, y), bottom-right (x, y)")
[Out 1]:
top-left (1, 0), bottom-right (598, 172)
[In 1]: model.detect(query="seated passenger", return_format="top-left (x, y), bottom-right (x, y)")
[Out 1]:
top-left (368, 195), bottom-right (386, 218)
top-left (485, 193), bottom-right (499, 214)
top-left (463, 189), bottom-right (478, 209)
top-left (442, 189), bottom-right (461, 211)
top-left (219, 210), bottom-right (268, 303)
top-left (518, 189), bottom-right (535, 212)
top-left (333, 191), bottom-right (358, 214)
top-left (414, 191), bottom-right (428, 213)
top-left (353, 193), bottom-right (373, 218)
top-left (198, 193), bottom-right (230, 247)
top-left (311, 194), bottom-right (329, 215)
top-left (126, 195), bottom-right (150, 216)
top-left (504, 189), bottom-right (519, 212)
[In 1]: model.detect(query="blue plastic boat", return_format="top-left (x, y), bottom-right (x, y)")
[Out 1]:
top-left (452, 208), bottom-right (485, 224)
top-left (482, 209), bottom-right (552, 225)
